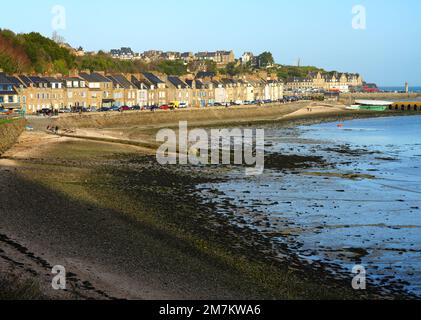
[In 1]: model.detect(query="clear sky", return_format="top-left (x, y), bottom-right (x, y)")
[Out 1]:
top-left (1, 0), bottom-right (420, 86)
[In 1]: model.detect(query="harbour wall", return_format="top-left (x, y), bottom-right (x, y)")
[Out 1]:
top-left (340, 92), bottom-right (421, 102)
top-left (51, 102), bottom-right (309, 129)
top-left (0, 119), bottom-right (26, 155)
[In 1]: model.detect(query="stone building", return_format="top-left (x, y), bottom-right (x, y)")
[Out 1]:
top-left (0, 72), bottom-right (21, 110)
top-left (62, 77), bottom-right (89, 110)
top-left (18, 76), bottom-right (65, 113)
top-left (286, 72), bottom-right (363, 92)
top-left (195, 51), bottom-right (235, 67)
top-left (185, 79), bottom-right (215, 107)
top-left (106, 74), bottom-right (138, 107)
top-left (166, 76), bottom-right (190, 105)
top-left (79, 72), bottom-right (113, 108)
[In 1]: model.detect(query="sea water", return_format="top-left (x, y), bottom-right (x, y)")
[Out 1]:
top-left (198, 115), bottom-right (421, 296)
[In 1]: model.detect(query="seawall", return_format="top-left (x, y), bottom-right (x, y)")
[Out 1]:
top-left (340, 92), bottom-right (421, 102)
top-left (52, 102), bottom-right (310, 130)
top-left (0, 119), bottom-right (26, 155)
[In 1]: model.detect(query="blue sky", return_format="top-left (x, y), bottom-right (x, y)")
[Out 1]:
top-left (1, 0), bottom-right (420, 86)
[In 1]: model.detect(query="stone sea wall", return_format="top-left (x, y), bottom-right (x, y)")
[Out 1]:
top-left (0, 119), bottom-right (26, 155)
top-left (53, 102), bottom-right (309, 129)
top-left (340, 92), bottom-right (421, 102)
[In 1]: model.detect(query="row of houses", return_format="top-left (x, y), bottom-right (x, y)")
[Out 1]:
top-left (0, 70), bottom-right (284, 114)
top-left (286, 72), bottom-right (364, 92)
top-left (109, 48), bottom-right (236, 66)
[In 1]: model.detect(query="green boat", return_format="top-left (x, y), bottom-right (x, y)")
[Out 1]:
top-left (358, 105), bottom-right (388, 111)
top-left (350, 100), bottom-right (392, 111)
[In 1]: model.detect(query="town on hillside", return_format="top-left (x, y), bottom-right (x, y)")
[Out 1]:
top-left (0, 31), bottom-right (372, 115)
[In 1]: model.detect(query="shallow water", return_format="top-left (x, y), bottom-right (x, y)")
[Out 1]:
top-left (197, 115), bottom-right (421, 296)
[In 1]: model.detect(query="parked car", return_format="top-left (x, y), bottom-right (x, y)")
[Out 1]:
top-left (131, 106), bottom-right (141, 111)
top-left (179, 102), bottom-right (188, 108)
top-left (213, 102), bottom-right (223, 107)
top-left (109, 106), bottom-right (120, 112)
top-left (141, 105), bottom-right (158, 111)
top-left (98, 107), bottom-right (110, 112)
top-left (38, 108), bottom-right (53, 116)
top-left (59, 108), bottom-right (71, 113)
top-left (119, 106), bottom-right (131, 111)
top-left (159, 104), bottom-right (170, 110)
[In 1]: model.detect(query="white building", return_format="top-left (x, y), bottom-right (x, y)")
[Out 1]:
top-left (214, 82), bottom-right (228, 103)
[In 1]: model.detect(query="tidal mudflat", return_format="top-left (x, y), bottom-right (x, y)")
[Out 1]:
top-left (197, 115), bottom-right (421, 297)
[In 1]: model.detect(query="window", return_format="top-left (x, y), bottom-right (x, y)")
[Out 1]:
top-left (0, 97), bottom-right (4, 103)
top-left (9, 96), bottom-right (14, 103)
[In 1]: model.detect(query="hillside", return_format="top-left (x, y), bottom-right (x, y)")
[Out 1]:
top-left (0, 29), bottom-right (334, 79)
top-left (0, 29), bottom-right (187, 76)
top-left (0, 29), bottom-right (75, 74)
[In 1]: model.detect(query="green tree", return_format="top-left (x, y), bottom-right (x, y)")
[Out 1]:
top-left (204, 60), bottom-right (217, 73)
top-left (53, 59), bottom-right (69, 75)
top-left (224, 62), bottom-right (240, 76)
top-left (156, 60), bottom-right (187, 76)
top-left (257, 52), bottom-right (275, 68)
top-left (0, 53), bottom-right (19, 73)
